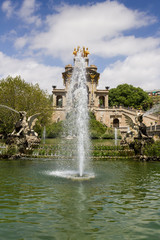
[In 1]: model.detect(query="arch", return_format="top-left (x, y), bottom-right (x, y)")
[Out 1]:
top-left (56, 95), bottom-right (63, 108)
top-left (113, 118), bottom-right (119, 128)
top-left (99, 96), bottom-right (105, 108)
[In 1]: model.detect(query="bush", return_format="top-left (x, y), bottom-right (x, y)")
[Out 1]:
top-left (46, 121), bottom-right (63, 138)
top-left (101, 128), bottom-right (121, 139)
top-left (6, 145), bottom-right (17, 156)
top-left (89, 112), bottom-right (107, 139)
top-left (144, 140), bottom-right (160, 157)
top-left (102, 132), bottom-right (114, 139)
top-left (90, 130), bottom-right (102, 139)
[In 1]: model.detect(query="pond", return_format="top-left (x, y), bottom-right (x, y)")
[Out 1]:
top-left (0, 158), bottom-right (160, 240)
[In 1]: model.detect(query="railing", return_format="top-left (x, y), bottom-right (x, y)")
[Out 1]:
top-left (108, 106), bottom-right (137, 113)
top-left (146, 125), bottom-right (160, 136)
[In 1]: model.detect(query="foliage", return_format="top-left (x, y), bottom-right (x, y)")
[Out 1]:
top-left (45, 112), bottom-right (117, 139)
top-left (109, 84), bottom-right (153, 111)
top-left (101, 128), bottom-right (119, 139)
top-left (46, 121), bottom-right (63, 138)
top-left (150, 95), bottom-right (160, 106)
top-left (89, 112), bottom-right (107, 139)
top-left (89, 112), bottom-right (122, 139)
top-left (6, 145), bottom-right (18, 156)
top-left (143, 140), bottom-right (160, 157)
top-left (0, 76), bottom-right (52, 136)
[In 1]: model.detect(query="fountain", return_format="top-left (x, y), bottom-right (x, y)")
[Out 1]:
top-left (143, 104), bottom-right (160, 116)
top-left (0, 104), bottom-right (19, 114)
top-left (49, 47), bottom-right (94, 180)
top-left (43, 126), bottom-right (46, 144)
top-left (114, 128), bottom-right (117, 146)
top-left (0, 105), bottom-right (40, 156)
top-left (67, 51), bottom-right (90, 176)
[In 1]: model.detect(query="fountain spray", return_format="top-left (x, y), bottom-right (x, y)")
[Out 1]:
top-left (65, 49), bottom-right (90, 177)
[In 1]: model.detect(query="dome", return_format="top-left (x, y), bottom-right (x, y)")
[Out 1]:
top-left (90, 65), bottom-right (97, 69)
top-left (65, 64), bottom-right (72, 69)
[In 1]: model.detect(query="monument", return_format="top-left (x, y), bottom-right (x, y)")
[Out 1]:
top-left (122, 113), bottom-right (154, 155)
top-left (0, 105), bottom-right (40, 155)
top-left (52, 47), bottom-right (159, 134)
top-left (7, 111), bottom-right (40, 154)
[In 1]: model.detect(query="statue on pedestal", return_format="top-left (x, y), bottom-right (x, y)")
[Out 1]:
top-left (122, 112), bottom-right (153, 155)
top-left (7, 111), bottom-right (40, 154)
top-left (0, 104), bottom-right (40, 155)
top-left (73, 46), bottom-right (90, 57)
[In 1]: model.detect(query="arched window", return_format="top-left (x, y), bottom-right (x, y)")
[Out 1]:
top-left (113, 118), bottom-right (119, 128)
top-left (56, 95), bottom-right (63, 108)
top-left (99, 96), bottom-right (105, 108)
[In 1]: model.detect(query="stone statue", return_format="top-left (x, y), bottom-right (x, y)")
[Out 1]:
top-left (122, 112), bottom-right (153, 155)
top-left (123, 112), bottom-right (149, 140)
top-left (7, 111), bottom-right (41, 154)
top-left (0, 105), bottom-right (41, 155)
top-left (11, 111), bottom-right (40, 137)
top-left (136, 113), bottom-right (149, 138)
top-left (11, 111), bottom-right (28, 136)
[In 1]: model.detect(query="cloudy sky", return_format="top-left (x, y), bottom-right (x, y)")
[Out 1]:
top-left (0, 0), bottom-right (160, 93)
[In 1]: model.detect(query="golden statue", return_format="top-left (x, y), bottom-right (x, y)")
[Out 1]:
top-left (82, 46), bottom-right (85, 57)
top-left (77, 46), bottom-right (80, 52)
top-left (73, 48), bottom-right (77, 56)
top-left (84, 47), bottom-right (90, 57)
top-left (73, 46), bottom-right (90, 57)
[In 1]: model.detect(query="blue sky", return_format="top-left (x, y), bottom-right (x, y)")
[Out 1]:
top-left (0, 0), bottom-right (160, 93)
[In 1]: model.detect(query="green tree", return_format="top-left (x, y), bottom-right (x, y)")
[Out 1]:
top-left (0, 76), bottom-right (52, 136)
top-left (109, 84), bottom-right (153, 110)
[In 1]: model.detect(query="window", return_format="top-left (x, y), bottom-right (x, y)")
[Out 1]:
top-left (113, 118), bottom-right (119, 128)
top-left (99, 96), bottom-right (105, 108)
top-left (56, 95), bottom-right (63, 108)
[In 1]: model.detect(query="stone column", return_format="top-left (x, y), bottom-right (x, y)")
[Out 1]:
top-left (95, 95), bottom-right (99, 107)
top-left (53, 93), bottom-right (57, 107)
top-left (63, 95), bottom-right (66, 107)
top-left (105, 94), bottom-right (108, 108)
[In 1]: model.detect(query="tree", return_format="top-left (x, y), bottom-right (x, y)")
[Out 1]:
top-left (109, 84), bottom-right (153, 110)
top-left (0, 76), bottom-right (52, 136)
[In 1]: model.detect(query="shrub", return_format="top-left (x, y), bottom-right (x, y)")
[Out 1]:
top-left (6, 145), bottom-right (17, 156)
top-left (144, 140), bottom-right (160, 157)
top-left (89, 112), bottom-right (107, 139)
top-left (46, 121), bottom-right (63, 138)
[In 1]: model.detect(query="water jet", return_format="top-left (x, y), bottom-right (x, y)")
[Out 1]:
top-left (56, 47), bottom-right (92, 178)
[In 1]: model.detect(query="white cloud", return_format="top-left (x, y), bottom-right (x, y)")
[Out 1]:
top-left (0, 29), bottom-right (17, 43)
top-left (0, 52), bottom-right (63, 93)
top-left (14, 36), bottom-right (28, 49)
top-left (92, 36), bottom-right (160, 57)
top-left (1, 0), bottom-right (14, 18)
top-left (19, 0), bottom-right (41, 26)
top-left (100, 50), bottom-right (160, 90)
top-left (1, 0), bottom-right (160, 93)
top-left (1, 0), bottom-right (41, 26)
top-left (28, 1), bottom-right (156, 62)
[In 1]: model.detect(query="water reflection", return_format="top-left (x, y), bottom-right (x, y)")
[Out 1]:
top-left (0, 159), bottom-right (160, 239)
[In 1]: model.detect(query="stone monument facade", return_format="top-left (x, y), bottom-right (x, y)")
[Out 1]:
top-left (52, 47), bottom-right (159, 134)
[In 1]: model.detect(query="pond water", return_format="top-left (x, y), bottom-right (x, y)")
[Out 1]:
top-left (0, 158), bottom-right (160, 240)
